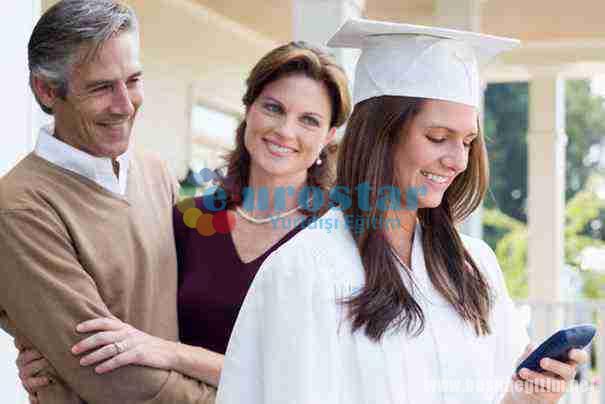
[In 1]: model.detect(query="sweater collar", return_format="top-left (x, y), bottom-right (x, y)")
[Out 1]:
top-left (34, 123), bottom-right (131, 195)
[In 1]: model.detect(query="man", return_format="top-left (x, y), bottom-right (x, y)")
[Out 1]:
top-left (0, 0), bottom-right (214, 402)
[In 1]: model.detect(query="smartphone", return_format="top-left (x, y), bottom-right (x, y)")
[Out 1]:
top-left (516, 324), bottom-right (596, 374)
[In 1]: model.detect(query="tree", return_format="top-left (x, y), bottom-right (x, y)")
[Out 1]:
top-left (484, 176), bottom-right (605, 299)
top-left (484, 80), bottom-right (605, 223)
top-left (483, 79), bottom-right (605, 298)
top-left (565, 80), bottom-right (605, 201)
top-left (484, 83), bottom-right (529, 222)
top-left (482, 209), bottom-right (528, 299)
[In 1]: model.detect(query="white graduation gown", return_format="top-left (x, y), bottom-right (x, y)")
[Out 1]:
top-left (217, 207), bottom-right (528, 404)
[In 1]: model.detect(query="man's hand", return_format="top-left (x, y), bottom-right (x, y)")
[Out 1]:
top-left (14, 338), bottom-right (52, 402)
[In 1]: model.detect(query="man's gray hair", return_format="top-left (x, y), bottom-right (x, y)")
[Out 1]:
top-left (28, 0), bottom-right (139, 114)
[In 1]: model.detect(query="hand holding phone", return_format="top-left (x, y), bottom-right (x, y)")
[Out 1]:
top-left (516, 324), bottom-right (596, 374)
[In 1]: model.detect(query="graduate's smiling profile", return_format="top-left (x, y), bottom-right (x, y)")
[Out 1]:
top-left (394, 98), bottom-right (479, 209)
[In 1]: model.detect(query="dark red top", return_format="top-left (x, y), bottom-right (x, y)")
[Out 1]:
top-left (173, 197), bottom-right (308, 354)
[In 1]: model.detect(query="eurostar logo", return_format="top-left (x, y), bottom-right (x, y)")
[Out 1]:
top-left (176, 168), bottom-right (236, 237)
top-left (176, 168), bottom-right (428, 237)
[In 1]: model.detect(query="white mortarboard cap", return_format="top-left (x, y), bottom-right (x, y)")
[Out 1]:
top-left (327, 18), bottom-right (520, 108)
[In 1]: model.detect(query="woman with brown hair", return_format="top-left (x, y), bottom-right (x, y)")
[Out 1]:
top-left (217, 20), bottom-right (588, 404)
top-left (16, 41), bottom-right (351, 401)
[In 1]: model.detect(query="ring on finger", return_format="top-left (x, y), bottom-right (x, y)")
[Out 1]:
top-left (113, 341), bottom-right (126, 355)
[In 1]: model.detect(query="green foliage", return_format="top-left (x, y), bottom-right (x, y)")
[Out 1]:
top-left (484, 83), bottom-right (529, 222)
top-left (565, 81), bottom-right (605, 201)
top-left (565, 187), bottom-right (605, 265)
top-left (484, 80), bottom-right (605, 223)
top-left (582, 272), bottom-right (605, 299)
top-left (483, 209), bottom-right (528, 299)
top-left (565, 181), bottom-right (605, 298)
top-left (483, 79), bottom-right (605, 299)
top-left (484, 181), bottom-right (605, 299)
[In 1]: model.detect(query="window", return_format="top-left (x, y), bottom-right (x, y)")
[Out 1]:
top-left (190, 104), bottom-right (241, 173)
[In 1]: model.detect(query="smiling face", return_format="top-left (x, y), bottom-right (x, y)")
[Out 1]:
top-left (49, 32), bottom-right (143, 158)
top-left (395, 99), bottom-right (479, 210)
top-left (244, 74), bottom-right (336, 184)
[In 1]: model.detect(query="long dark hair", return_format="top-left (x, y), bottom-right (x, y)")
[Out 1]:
top-left (337, 96), bottom-right (492, 341)
top-left (220, 41), bottom-right (351, 214)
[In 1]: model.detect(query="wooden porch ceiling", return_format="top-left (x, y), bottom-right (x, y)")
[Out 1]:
top-left (193, 0), bottom-right (605, 43)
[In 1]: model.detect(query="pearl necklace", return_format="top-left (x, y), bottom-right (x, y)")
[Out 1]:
top-left (235, 204), bottom-right (303, 224)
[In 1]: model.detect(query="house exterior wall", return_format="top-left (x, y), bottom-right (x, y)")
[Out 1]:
top-left (2, 2), bottom-right (38, 401)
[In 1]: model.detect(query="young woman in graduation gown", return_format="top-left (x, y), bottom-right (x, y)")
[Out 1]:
top-left (216, 19), bottom-right (589, 404)
top-left (16, 41), bottom-right (351, 402)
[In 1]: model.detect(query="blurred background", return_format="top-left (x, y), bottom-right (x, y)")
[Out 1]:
top-left (4, 0), bottom-right (605, 402)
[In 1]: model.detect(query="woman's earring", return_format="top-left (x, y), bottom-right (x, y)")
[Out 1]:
top-left (316, 157), bottom-right (323, 166)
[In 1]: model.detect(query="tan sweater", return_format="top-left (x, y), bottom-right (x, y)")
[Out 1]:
top-left (0, 153), bottom-right (214, 403)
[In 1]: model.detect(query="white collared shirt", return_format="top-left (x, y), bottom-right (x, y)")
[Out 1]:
top-left (34, 124), bottom-right (130, 196)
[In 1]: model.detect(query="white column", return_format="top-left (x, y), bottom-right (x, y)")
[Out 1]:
top-left (435, 0), bottom-right (483, 238)
top-left (1, 2), bottom-right (39, 402)
top-left (292, 0), bottom-right (364, 101)
top-left (1, 1), bottom-right (41, 178)
top-left (527, 69), bottom-right (566, 339)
